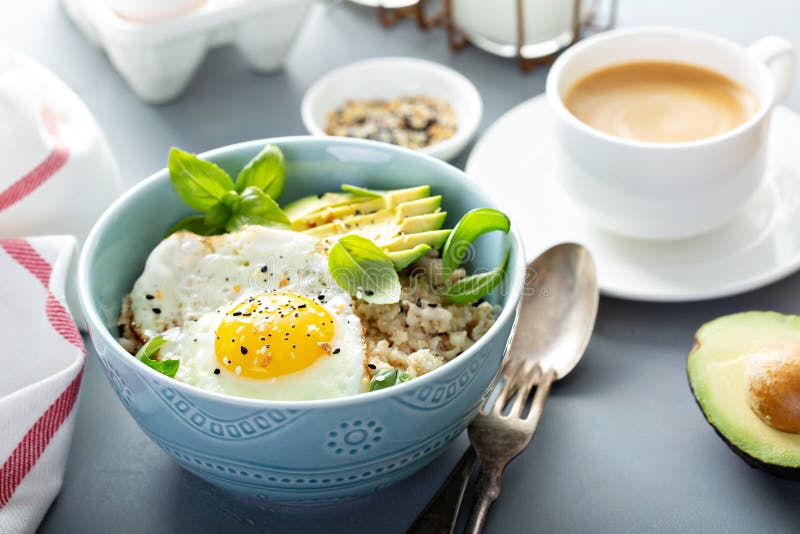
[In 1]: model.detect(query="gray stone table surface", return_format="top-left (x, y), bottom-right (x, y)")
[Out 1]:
top-left (3, 0), bottom-right (800, 532)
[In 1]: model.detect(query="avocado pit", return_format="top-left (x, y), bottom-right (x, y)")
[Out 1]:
top-left (745, 345), bottom-right (800, 434)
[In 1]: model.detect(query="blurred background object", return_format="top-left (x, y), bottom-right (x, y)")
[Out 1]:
top-left (372, 0), bottom-right (618, 70)
top-left (61, 0), bottom-right (314, 103)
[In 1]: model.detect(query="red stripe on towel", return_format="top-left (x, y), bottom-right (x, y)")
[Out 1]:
top-left (0, 237), bottom-right (86, 509)
top-left (0, 371), bottom-right (83, 508)
top-left (0, 114), bottom-right (69, 212)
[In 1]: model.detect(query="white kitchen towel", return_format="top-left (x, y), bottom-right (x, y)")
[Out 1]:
top-left (0, 236), bottom-right (85, 534)
top-left (0, 48), bottom-right (123, 243)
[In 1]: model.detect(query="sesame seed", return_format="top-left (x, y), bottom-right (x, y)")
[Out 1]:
top-left (332, 348), bottom-right (341, 354)
top-left (235, 366), bottom-right (242, 375)
top-left (232, 311), bottom-right (242, 317)
top-left (368, 363), bottom-right (376, 369)
top-left (213, 368), bottom-right (220, 375)
top-left (152, 307), bottom-right (162, 314)
top-left (145, 294), bottom-right (154, 300)
top-left (298, 304), bottom-right (307, 309)
top-left (318, 294), bottom-right (325, 301)
top-left (428, 303), bottom-right (438, 308)
top-left (364, 289), bottom-right (374, 296)
top-left (416, 299), bottom-right (422, 308)
top-left (261, 265), bottom-right (268, 273)
top-left (240, 346), bottom-right (248, 355)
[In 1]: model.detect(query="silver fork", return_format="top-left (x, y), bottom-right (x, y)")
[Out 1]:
top-left (464, 357), bottom-right (555, 533)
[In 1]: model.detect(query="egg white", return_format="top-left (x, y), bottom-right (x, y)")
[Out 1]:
top-left (129, 226), bottom-right (369, 400)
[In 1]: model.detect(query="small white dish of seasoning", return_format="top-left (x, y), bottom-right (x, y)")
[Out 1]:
top-left (301, 57), bottom-right (482, 161)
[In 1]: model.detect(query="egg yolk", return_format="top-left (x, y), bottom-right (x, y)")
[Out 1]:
top-left (215, 292), bottom-right (335, 379)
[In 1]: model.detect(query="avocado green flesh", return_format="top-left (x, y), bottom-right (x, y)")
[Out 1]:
top-left (289, 186), bottom-right (431, 230)
top-left (688, 311), bottom-right (800, 470)
top-left (283, 193), bottom-right (360, 221)
top-left (386, 244), bottom-right (432, 270)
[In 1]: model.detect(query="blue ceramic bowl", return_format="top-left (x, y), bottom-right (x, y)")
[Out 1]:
top-left (78, 137), bottom-right (525, 504)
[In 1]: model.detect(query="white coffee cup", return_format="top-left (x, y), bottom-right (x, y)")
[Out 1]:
top-left (546, 27), bottom-right (796, 240)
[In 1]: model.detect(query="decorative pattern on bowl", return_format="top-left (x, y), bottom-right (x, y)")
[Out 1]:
top-left (147, 379), bottom-right (306, 441)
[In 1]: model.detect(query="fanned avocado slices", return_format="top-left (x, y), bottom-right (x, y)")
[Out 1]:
top-left (688, 311), bottom-right (800, 479)
top-left (295, 185), bottom-right (450, 259)
top-left (289, 186), bottom-right (431, 230)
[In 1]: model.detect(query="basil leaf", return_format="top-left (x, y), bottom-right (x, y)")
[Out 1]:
top-left (166, 215), bottom-right (223, 237)
top-left (341, 184), bottom-right (382, 198)
top-left (369, 368), bottom-right (411, 391)
top-left (135, 336), bottom-right (179, 378)
top-left (441, 208), bottom-right (511, 275)
top-left (328, 235), bottom-right (401, 304)
top-left (442, 250), bottom-right (509, 304)
top-left (168, 148), bottom-right (236, 212)
top-left (226, 186), bottom-right (291, 232)
top-left (205, 201), bottom-right (233, 228)
top-left (236, 144), bottom-right (286, 200)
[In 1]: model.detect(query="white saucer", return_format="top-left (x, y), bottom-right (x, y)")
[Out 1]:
top-left (466, 95), bottom-right (800, 302)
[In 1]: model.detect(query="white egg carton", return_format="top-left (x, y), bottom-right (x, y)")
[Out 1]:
top-left (62, 0), bottom-right (313, 104)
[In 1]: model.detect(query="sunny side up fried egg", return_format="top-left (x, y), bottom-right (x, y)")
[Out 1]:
top-left (128, 226), bottom-right (368, 400)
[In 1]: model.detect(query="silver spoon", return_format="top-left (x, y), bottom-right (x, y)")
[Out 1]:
top-left (408, 243), bottom-right (598, 534)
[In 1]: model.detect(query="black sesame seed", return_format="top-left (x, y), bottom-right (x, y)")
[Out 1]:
top-left (416, 299), bottom-right (422, 308)
top-left (232, 311), bottom-right (242, 317)
top-left (240, 346), bottom-right (248, 355)
top-left (298, 304), bottom-right (307, 309)
top-left (428, 303), bottom-right (438, 308)
top-left (292, 344), bottom-right (296, 349)
top-left (261, 265), bottom-right (268, 273)
top-left (332, 348), bottom-right (341, 354)
top-left (152, 307), bottom-right (162, 314)
top-left (145, 294), bottom-right (154, 300)
top-left (368, 363), bottom-right (377, 369)
top-left (213, 368), bottom-right (220, 375)
top-left (364, 289), bottom-right (374, 296)
top-left (318, 294), bottom-right (325, 301)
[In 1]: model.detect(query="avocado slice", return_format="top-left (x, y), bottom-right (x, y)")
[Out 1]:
top-left (290, 186), bottom-right (431, 230)
top-left (283, 192), bottom-right (360, 221)
top-left (688, 311), bottom-right (800, 479)
top-left (304, 203), bottom-right (446, 243)
top-left (386, 244), bottom-right (432, 270)
top-left (383, 229), bottom-right (451, 251)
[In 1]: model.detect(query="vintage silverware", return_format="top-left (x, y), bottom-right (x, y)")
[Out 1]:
top-left (408, 243), bottom-right (598, 534)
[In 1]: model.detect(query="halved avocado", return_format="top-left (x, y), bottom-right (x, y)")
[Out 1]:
top-left (688, 311), bottom-right (800, 479)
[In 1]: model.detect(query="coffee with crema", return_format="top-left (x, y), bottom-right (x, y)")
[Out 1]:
top-left (563, 61), bottom-right (759, 143)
